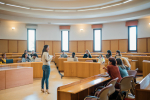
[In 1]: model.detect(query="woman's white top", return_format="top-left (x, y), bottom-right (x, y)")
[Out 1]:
top-left (42, 52), bottom-right (52, 66)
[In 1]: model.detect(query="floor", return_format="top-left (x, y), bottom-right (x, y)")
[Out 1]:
top-left (0, 62), bottom-right (82, 100)
top-left (0, 62), bottom-right (144, 100)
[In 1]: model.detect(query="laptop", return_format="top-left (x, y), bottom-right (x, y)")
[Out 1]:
top-left (6, 59), bottom-right (13, 64)
top-left (35, 58), bottom-right (41, 62)
top-left (93, 59), bottom-right (97, 62)
top-left (67, 58), bottom-right (74, 62)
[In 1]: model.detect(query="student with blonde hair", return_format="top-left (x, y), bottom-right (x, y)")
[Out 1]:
top-left (83, 50), bottom-right (92, 58)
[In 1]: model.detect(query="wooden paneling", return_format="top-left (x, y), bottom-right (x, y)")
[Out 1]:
top-left (53, 41), bottom-right (61, 54)
top-left (77, 41), bottom-right (85, 53)
top-left (9, 40), bottom-right (17, 53)
top-left (0, 71), bottom-right (5, 90)
top-left (36, 41), bottom-right (44, 53)
top-left (0, 40), bottom-right (8, 53)
top-left (69, 41), bottom-right (77, 53)
top-left (102, 40), bottom-right (110, 53)
top-left (111, 40), bottom-right (118, 53)
top-left (45, 41), bottom-right (52, 55)
top-left (85, 41), bottom-right (93, 52)
top-left (148, 38), bottom-right (150, 52)
top-left (119, 40), bottom-right (127, 52)
top-left (18, 40), bottom-right (27, 53)
top-left (138, 38), bottom-right (147, 53)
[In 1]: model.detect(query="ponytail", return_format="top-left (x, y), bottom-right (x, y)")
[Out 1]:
top-left (41, 45), bottom-right (49, 57)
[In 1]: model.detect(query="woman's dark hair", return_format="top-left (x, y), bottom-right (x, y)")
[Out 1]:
top-left (42, 45), bottom-right (49, 56)
top-left (99, 54), bottom-right (103, 58)
top-left (109, 57), bottom-right (116, 66)
top-left (24, 50), bottom-right (27, 53)
top-left (116, 50), bottom-right (121, 56)
top-left (2, 53), bottom-right (5, 57)
top-left (116, 58), bottom-right (123, 65)
top-left (107, 50), bottom-right (112, 56)
top-left (72, 52), bottom-right (75, 58)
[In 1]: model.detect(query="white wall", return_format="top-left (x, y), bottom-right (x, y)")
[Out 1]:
top-left (0, 18), bottom-right (150, 40)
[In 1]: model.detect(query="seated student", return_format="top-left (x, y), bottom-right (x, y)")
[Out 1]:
top-left (103, 57), bottom-right (122, 88)
top-left (83, 50), bottom-right (92, 58)
top-left (22, 50), bottom-right (29, 58)
top-left (116, 58), bottom-right (129, 78)
top-left (70, 52), bottom-right (78, 61)
top-left (30, 54), bottom-right (37, 62)
top-left (121, 57), bottom-right (131, 70)
top-left (30, 50), bottom-right (38, 58)
top-left (22, 53), bottom-right (30, 62)
top-left (0, 53), bottom-right (6, 63)
top-left (115, 50), bottom-right (122, 59)
top-left (98, 54), bottom-right (105, 63)
top-left (106, 50), bottom-right (112, 58)
top-left (60, 50), bottom-right (68, 58)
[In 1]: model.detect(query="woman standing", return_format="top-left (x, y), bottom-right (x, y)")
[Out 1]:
top-left (41, 45), bottom-right (54, 94)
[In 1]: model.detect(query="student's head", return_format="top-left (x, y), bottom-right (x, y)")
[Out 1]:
top-left (116, 58), bottom-right (123, 65)
top-left (25, 53), bottom-right (28, 58)
top-left (116, 50), bottom-right (121, 56)
top-left (32, 54), bottom-right (37, 59)
top-left (107, 50), bottom-right (112, 56)
top-left (42, 45), bottom-right (49, 56)
top-left (62, 50), bottom-right (65, 54)
top-left (32, 50), bottom-right (35, 54)
top-left (72, 52), bottom-right (75, 58)
top-left (2, 53), bottom-right (6, 59)
top-left (99, 54), bottom-right (103, 58)
top-left (85, 50), bottom-right (90, 55)
top-left (24, 50), bottom-right (27, 53)
top-left (108, 57), bottom-right (116, 66)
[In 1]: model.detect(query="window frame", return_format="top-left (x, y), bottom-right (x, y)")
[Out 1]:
top-left (128, 26), bottom-right (137, 52)
top-left (93, 28), bottom-right (102, 52)
top-left (61, 30), bottom-right (69, 52)
top-left (27, 28), bottom-right (36, 52)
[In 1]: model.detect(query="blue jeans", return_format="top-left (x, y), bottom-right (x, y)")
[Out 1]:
top-left (41, 65), bottom-right (50, 89)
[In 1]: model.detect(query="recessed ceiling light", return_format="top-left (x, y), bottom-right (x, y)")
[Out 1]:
top-left (0, 2), bottom-right (5, 4)
top-left (149, 23), bottom-right (150, 25)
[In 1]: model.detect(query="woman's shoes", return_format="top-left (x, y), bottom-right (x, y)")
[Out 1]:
top-left (41, 89), bottom-right (45, 93)
top-left (45, 90), bottom-right (50, 94)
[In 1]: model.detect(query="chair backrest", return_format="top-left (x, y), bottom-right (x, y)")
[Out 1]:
top-left (97, 84), bottom-right (112, 100)
top-left (127, 70), bottom-right (137, 77)
top-left (120, 76), bottom-right (133, 91)
top-left (85, 60), bottom-right (93, 62)
top-left (106, 78), bottom-right (118, 96)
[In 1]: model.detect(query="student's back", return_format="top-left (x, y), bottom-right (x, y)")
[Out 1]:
top-left (117, 65), bottom-right (129, 78)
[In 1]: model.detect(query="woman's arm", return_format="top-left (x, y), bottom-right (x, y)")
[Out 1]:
top-left (45, 52), bottom-right (53, 61)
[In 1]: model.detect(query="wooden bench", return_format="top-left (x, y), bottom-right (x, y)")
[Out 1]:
top-left (135, 73), bottom-right (150, 100)
top-left (143, 60), bottom-right (150, 77)
top-left (57, 74), bottom-right (110, 100)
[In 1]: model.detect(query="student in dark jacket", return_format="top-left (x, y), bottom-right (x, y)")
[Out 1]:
top-left (83, 50), bottom-right (92, 58)
top-left (30, 50), bottom-right (38, 58)
top-left (22, 50), bottom-right (29, 58)
top-left (106, 50), bottom-right (112, 58)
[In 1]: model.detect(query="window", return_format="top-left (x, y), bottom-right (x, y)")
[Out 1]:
top-left (27, 29), bottom-right (36, 52)
top-left (128, 26), bottom-right (137, 51)
top-left (61, 30), bottom-right (69, 52)
top-left (93, 29), bottom-right (102, 52)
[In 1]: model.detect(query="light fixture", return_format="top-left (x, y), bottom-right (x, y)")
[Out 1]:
top-left (12, 27), bottom-right (15, 30)
top-left (149, 23), bottom-right (150, 25)
top-left (80, 29), bottom-right (83, 31)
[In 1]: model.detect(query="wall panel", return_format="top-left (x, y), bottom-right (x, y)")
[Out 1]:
top-left (69, 41), bottom-right (77, 53)
top-left (148, 38), bottom-right (150, 52)
top-left (9, 40), bottom-right (17, 53)
top-left (18, 40), bottom-right (27, 53)
top-left (85, 41), bottom-right (93, 52)
top-left (36, 41), bottom-right (44, 53)
top-left (110, 40), bottom-right (118, 53)
top-left (102, 40), bottom-right (110, 53)
top-left (77, 41), bottom-right (85, 53)
top-left (45, 41), bottom-right (52, 55)
top-left (119, 40), bottom-right (127, 52)
top-left (0, 40), bottom-right (8, 53)
top-left (53, 41), bottom-right (61, 54)
top-left (138, 38), bottom-right (147, 53)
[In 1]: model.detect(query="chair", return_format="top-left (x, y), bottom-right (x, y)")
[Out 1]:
top-left (95, 77), bottom-right (118, 96)
top-left (85, 60), bottom-right (93, 62)
top-left (116, 76), bottom-right (134, 100)
top-left (84, 84), bottom-right (113, 100)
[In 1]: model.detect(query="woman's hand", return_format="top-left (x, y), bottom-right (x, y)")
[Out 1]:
top-left (52, 56), bottom-right (55, 59)
top-left (103, 67), bottom-right (107, 70)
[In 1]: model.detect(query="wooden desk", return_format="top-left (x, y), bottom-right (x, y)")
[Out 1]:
top-left (57, 75), bottom-right (110, 100)
top-left (135, 73), bottom-right (150, 100)
top-left (0, 67), bottom-right (33, 90)
top-left (0, 62), bottom-right (43, 78)
top-left (143, 61), bottom-right (150, 77)
top-left (64, 61), bottom-right (105, 78)
top-left (58, 58), bottom-right (99, 72)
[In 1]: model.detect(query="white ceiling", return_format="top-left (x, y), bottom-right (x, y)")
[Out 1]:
top-left (0, 0), bottom-right (150, 25)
